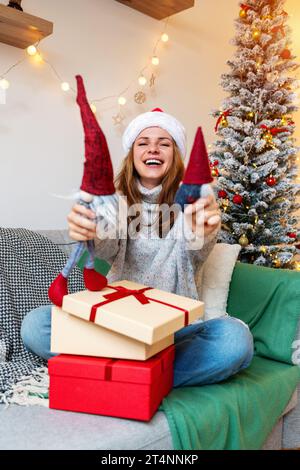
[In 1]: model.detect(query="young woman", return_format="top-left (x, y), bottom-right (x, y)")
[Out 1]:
top-left (21, 109), bottom-right (253, 387)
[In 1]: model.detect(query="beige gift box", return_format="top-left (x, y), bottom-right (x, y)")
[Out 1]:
top-left (60, 279), bottom-right (204, 345)
top-left (51, 306), bottom-right (174, 360)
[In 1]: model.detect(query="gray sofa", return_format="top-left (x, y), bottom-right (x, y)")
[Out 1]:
top-left (0, 228), bottom-right (299, 450)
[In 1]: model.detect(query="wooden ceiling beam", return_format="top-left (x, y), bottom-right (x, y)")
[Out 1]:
top-left (115, 0), bottom-right (195, 20)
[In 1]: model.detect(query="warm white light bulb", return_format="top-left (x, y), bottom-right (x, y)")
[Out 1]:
top-left (118, 96), bottom-right (127, 106)
top-left (61, 82), bottom-right (70, 92)
top-left (0, 79), bottom-right (10, 90)
top-left (152, 56), bottom-right (159, 66)
top-left (27, 45), bottom-right (37, 56)
top-left (90, 103), bottom-right (97, 114)
top-left (34, 53), bottom-right (43, 63)
top-left (138, 75), bottom-right (147, 86)
top-left (161, 33), bottom-right (169, 42)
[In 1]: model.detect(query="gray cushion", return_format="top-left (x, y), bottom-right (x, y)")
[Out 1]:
top-left (0, 405), bottom-right (173, 450)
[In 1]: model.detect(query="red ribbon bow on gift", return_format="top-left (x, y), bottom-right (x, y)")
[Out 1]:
top-left (103, 285), bottom-right (152, 305)
top-left (89, 285), bottom-right (190, 326)
top-left (90, 285), bottom-right (153, 322)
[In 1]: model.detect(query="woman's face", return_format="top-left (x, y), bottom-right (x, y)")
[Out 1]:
top-left (133, 127), bottom-right (174, 189)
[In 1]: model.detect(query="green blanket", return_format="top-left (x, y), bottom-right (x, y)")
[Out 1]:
top-left (161, 263), bottom-right (300, 450)
top-left (161, 357), bottom-right (300, 450)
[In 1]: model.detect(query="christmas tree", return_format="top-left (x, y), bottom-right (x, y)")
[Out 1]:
top-left (210, 0), bottom-right (300, 269)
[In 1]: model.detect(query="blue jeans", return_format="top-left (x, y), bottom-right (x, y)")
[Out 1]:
top-left (21, 306), bottom-right (254, 388)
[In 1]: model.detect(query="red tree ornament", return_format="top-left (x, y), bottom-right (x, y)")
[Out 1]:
top-left (233, 194), bottom-right (243, 205)
top-left (280, 49), bottom-right (292, 60)
top-left (272, 25), bottom-right (285, 36)
top-left (287, 232), bottom-right (297, 239)
top-left (266, 176), bottom-right (277, 187)
top-left (218, 190), bottom-right (228, 199)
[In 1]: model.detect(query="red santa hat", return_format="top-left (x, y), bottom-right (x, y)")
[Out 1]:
top-left (76, 75), bottom-right (115, 196)
top-left (183, 127), bottom-right (213, 184)
top-left (122, 108), bottom-right (187, 158)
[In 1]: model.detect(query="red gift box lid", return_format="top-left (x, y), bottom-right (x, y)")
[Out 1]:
top-left (48, 345), bottom-right (175, 385)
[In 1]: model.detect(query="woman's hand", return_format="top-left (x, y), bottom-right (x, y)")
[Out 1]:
top-left (184, 194), bottom-right (221, 238)
top-left (67, 203), bottom-right (97, 241)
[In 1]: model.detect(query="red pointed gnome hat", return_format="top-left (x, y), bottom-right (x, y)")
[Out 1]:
top-left (76, 75), bottom-right (115, 195)
top-left (183, 127), bottom-right (213, 185)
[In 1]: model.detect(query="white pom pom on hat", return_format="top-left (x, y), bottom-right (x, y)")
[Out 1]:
top-left (122, 108), bottom-right (187, 158)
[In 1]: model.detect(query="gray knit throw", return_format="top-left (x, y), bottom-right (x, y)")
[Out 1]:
top-left (0, 227), bottom-right (84, 395)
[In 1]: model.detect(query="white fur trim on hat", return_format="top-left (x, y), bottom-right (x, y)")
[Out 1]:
top-left (122, 109), bottom-right (187, 158)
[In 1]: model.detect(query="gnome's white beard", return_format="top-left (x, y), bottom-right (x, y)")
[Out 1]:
top-left (91, 193), bottom-right (121, 240)
top-left (49, 190), bottom-right (121, 240)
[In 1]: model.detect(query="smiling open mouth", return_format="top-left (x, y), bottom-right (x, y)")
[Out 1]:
top-left (144, 159), bottom-right (163, 166)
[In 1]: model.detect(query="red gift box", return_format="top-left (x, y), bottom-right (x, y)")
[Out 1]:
top-left (48, 345), bottom-right (175, 421)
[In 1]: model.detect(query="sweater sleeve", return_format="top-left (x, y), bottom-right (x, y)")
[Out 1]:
top-left (185, 217), bottom-right (221, 265)
top-left (186, 224), bottom-right (219, 266)
top-left (172, 210), bottom-right (220, 267)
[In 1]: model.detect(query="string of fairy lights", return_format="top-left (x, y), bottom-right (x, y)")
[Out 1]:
top-left (0, 17), bottom-right (170, 122)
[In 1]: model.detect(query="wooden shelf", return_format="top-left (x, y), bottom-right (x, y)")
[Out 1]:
top-left (0, 4), bottom-right (53, 49)
top-left (115, 0), bottom-right (195, 20)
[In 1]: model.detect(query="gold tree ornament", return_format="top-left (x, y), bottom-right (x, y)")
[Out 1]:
top-left (293, 261), bottom-right (300, 271)
top-left (134, 91), bottom-right (146, 104)
top-left (220, 116), bottom-right (228, 128)
top-left (272, 258), bottom-right (281, 268)
top-left (256, 57), bottom-right (263, 69)
top-left (239, 234), bottom-right (249, 247)
top-left (281, 116), bottom-right (287, 125)
top-left (260, 246), bottom-right (267, 253)
top-left (262, 130), bottom-right (276, 148)
top-left (280, 115), bottom-right (290, 125)
top-left (221, 199), bottom-right (230, 211)
top-left (252, 30), bottom-right (261, 41)
top-left (263, 131), bottom-right (273, 143)
top-left (246, 111), bottom-right (255, 120)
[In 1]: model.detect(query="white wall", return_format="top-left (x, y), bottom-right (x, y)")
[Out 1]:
top-left (0, 0), bottom-right (299, 229)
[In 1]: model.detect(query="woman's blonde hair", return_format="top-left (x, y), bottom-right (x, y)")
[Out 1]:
top-left (114, 141), bottom-right (185, 236)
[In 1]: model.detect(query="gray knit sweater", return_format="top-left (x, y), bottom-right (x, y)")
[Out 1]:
top-left (94, 179), bottom-right (219, 301)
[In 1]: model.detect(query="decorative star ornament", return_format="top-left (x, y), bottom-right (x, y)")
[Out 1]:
top-left (113, 113), bottom-right (125, 125)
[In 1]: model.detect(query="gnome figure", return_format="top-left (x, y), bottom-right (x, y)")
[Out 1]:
top-left (48, 75), bottom-right (118, 307)
top-left (175, 127), bottom-right (214, 209)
